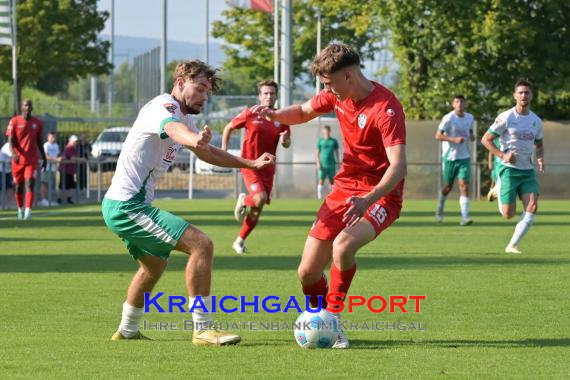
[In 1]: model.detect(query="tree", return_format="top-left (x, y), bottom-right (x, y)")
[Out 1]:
top-left (0, 0), bottom-right (111, 110)
top-left (211, 0), bottom-right (381, 94)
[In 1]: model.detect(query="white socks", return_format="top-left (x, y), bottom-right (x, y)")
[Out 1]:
top-left (437, 192), bottom-right (447, 213)
top-left (235, 236), bottom-right (244, 244)
top-left (459, 196), bottom-right (470, 220)
top-left (188, 296), bottom-right (213, 327)
top-left (317, 184), bottom-right (323, 199)
top-left (118, 302), bottom-right (144, 338)
top-left (509, 212), bottom-right (535, 247)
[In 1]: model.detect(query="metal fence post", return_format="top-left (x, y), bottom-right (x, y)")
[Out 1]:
top-left (97, 162), bottom-right (102, 203)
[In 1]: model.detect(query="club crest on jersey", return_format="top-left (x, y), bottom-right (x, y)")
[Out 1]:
top-left (251, 183), bottom-right (258, 191)
top-left (163, 103), bottom-right (177, 114)
top-left (273, 121), bottom-right (281, 128)
top-left (32, 124), bottom-right (37, 129)
top-left (387, 108), bottom-right (396, 117)
top-left (357, 113), bottom-right (367, 129)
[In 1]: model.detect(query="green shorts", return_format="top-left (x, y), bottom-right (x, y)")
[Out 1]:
top-left (102, 198), bottom-right (189, 260)
top-left (496, 166), bottom-right (539, 205)
top-left (442, 158), bottom-right (470, 186)
top-left (319, 166), bottom-right (336, 182)
top-left (491, 166), bottom-right (499, 183)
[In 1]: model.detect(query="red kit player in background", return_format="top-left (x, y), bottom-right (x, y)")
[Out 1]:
top-left (7, 99), bottom-right (47, 220)
top-left (222, 80), bottom-right (291, 254)
top-left (253, 44), bottom-right (407, 348)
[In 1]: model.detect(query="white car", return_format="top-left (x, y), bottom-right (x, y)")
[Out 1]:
top-left (195, 134), bottom-right (241, 174)
top-left (90, 126), bottom-right (130, 171)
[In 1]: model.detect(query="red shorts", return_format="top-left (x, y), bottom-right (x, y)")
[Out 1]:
top-left (11, 161), bottom-right (38, 183)
top-left (242, 169), bottom-right (274, 205)
top-left (309, 187), bottom-right (401, 241)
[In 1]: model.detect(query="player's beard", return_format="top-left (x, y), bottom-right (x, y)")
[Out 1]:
top-left (186, 104), bottom-right (202, 115)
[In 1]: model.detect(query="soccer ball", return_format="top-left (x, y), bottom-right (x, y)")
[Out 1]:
top-left (294, 310), bottom-right (340, 349)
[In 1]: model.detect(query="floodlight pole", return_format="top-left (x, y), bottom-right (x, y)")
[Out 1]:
top-left (108, 0), bottom-right (114, 116)
top-left (280, 0), bottom-right (292, 107)
top-left (315, 8), bottom-right (321, 95)
top-left (160, 0), bottom-right (167, 94)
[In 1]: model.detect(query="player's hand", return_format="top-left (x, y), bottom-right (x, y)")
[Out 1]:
top-left (200, 125), bottom-right (212, 145)
top-left (251, 105), bottom-right (276, 121)
top-left (502, 151), bottom-right (516, 164)
top-left (192, 126), bottom-right (211, 149)
top-left (454, 137), bottom-right (465, 144)
top-left (41, 160), bottom-right (47, 171)
top-left (342, 195), bottom-right (371, 227)
top-left (280, 131), bottom-right (291, 147)
top-left (252, 152), bottom-right (275, 170)
top-left (537, 158), bottom-right (545, 174)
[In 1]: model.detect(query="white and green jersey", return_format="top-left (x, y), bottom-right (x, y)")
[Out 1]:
top-left (438, 111), bottom-right (474, 161)
top-left (105, 94), bottom-right (196, 204)
top-left (489, 107), bottom-right (543, 171)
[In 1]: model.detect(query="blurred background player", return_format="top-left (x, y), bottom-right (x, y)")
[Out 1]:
top-left (102, 60), bottom-right (274, 344)
top-left (7, 99), bottom-right (47, 220)
top-left (482, 79), bottom-right (544, 254)
top-left (40, 132), bottom-right (60, 206)
top-left (58, 135), bottom-right (79, 204)
top-left (434, 95), bottom-right (475, 225)
top-left (222, 80), bottom-right (291, 254)
top-left (316, 125), bottom-right (339, 199)
top-left (487, 137), bottom-right (501, 202)
top-left (0, 139), bottom-right (13, 201)
top-left (253, 44), bottom-right (407, 349)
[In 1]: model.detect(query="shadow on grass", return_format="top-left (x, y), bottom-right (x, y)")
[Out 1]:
top-left (0, 254), bottom-right (568, 273)
top-left (351, 338), bottom-right (570, 350)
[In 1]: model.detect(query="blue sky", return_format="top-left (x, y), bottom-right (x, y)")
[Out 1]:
top-left (97, 0), bottom-right (228, 44)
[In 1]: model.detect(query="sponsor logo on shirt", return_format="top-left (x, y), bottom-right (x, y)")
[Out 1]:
top-left (163, 145), bottom-right (177, 163)
top-left (163, 103), bottom-right (178, 114)
top-left (357, 113), bottom-right (367, 129)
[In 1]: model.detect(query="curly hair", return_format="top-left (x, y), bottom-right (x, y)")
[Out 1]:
top-left (173, 60), bottom-right (222, 93)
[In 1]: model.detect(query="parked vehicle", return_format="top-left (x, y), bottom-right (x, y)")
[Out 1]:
top-left (90, 126), bottom-right (130, 171)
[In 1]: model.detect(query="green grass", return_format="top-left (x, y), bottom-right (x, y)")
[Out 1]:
top-left (1, 199), bottom-right (569, 379)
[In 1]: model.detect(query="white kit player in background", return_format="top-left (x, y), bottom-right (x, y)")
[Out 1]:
top-left (481, 79), bottom-right (545, 254)
top-left (435, 95), bottom-right (475, 225)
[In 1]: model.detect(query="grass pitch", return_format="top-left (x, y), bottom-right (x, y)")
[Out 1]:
top-left (0, 199), bottom-right (569, 379)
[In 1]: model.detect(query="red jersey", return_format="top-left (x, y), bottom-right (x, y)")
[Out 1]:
top-left (231, 106), bottom-right (290, 176)
top-left (310, 82), bottom-right (406, 202)
top-left (7, 115), bottom-right (44, 165)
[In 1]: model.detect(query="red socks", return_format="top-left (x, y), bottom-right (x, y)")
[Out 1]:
top-left (25, 191), bottom-right (34, 208)
top-left (302, 275), bottom-right (328, 309)
top-left (326, 263), bottom-right (357, 313)
top-left (239, 214), bottom-right (259, 240)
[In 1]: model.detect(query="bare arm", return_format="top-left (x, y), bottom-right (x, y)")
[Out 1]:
top-left (487, 151), bottom-right (494, 171)
top-left (251, 100), bottom-right (322, 125)
top-left (164, 121), bottom-right (274, 170)
top-left (482, 131), bottom-right (515, 164)
top-left (343, 144), bottom-right (407, 226)
top-left (37, 133), bottom-right (47, 166)
top-left (435, 130), bottom-right (463, 144)
top-left (221, 121), bottom-right (234, 151)
top-left (315, 148), bottom-right (321, 169)
top-left (535, 140), bottom-right (544, 174)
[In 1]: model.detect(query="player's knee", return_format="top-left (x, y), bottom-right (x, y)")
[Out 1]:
top-left (297, 265), bottom-right (321, 285)
top-left (332, 235), bottom-right (355, 258)
top-left (194, 233), bottom-right (214, 259)
top-left (526, 202), bottom-right (538, 214)
top-left (502, 209), bottom-right (516, 219)
top-left (253, 193), bottom-right (267, 208)
top-left (442, 185), bottom-right (452, 195)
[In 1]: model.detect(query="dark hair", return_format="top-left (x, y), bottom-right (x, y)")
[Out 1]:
top-left (173, 60), bottom-right (222, 93)
top-left (514, 78), bottom-right (533, 92)
top-left (323, 125), bottom-right (331, 131)
top-left (454, 95), bottom-right (465, 101)
top-left (311, 43), bottom-right (360, 77)
top-left (257, 80), bottom-right (278, 94)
